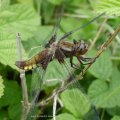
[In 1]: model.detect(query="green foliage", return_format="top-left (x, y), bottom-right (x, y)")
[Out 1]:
top-left (8, 102), bottom-right (22, 120)
top-left (111, 116), bottom-right (120, 120)
top-left (0, 0), bottom-right (120, 120)
top-left (89, 51), bottom-right (112, 80)
top-left (61, 89), bottom-right (90, 118)
top-left (95, 0), bottom-right (120, 16)
top-left (0, 80), bottom-right (22, 107)
top-left (0, 79), bottom-right (22, 120)
top-left (88, 68), bottom-right (120, 108)
top-left (56, 113), bottom-right (82, 120)
top-left (0, 1), bottom-right (40, 69)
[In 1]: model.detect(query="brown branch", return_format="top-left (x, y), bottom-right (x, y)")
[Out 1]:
top-left (16, 33), bottom-right (30, 120)
top-left (39, 25), bottom-right (120, 106)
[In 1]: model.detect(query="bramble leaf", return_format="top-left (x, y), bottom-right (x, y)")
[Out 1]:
top-left (56, 113), bottom-right (81, 120)
top-left (0, 4), bottom-right (40, 69)
top-left (88, 68), bottom-right (120, 108)
top-left (89, 51), bottom-right (112, 80)
top-left (61, 89), bottom-right (90, 118)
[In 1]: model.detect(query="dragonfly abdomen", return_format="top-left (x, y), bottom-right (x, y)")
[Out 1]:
top-left (15, 58), bottom-right (37, 71)
top-left (15, 49), bottom-right (51, 71)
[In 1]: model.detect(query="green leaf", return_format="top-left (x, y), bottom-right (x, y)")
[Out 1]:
top-left (48, 0), bottom-right (64, 5)
top-left (61, 16), bottom-right (100, 40)
top-left (0, 32), bottom-right (26, 69)
top-left (56, 113), bottom-right (82, 120)
top-left (61, 89), bottom-right (91, 118)
top-left (44, 60), bottom-right (70, 83)
top-left (17, 0), bottom-right (33, 5)
top-left (111, 116), bottom-right (120, 120)
top-left (0, 76), bottom-right (4, 98)
top-left (89, 51), bottom-right (112, 80)
top-left (0, 80), bottom-right (22, 108)
top-left (8, 102), bottom-right (22, 120)
top-left (0, 4), bottom-right (40, 40)
top-left (0, 110), bottom-right (9, 120)
top-left (107, 107), bottom-right (120, 116)
top-left (0, 3), bottom-right (40, 69)
top-left (95, 0), bottom-right (120, 16)
top-left (23, 26), bottom-right (53, 54)
top-left (88, 68), bottom-right (120, 108)
top-left (41, 1), bottom-right (55, 24)
top-left (0, 0), bottom-right (10, 11)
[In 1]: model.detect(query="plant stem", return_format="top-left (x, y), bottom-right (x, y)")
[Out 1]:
top-left (89, 16), bottom-right (108, 51)
top-left (53, 94), bottom-right (58, 120)
top-left (16, 33), bottom-right (29, 120)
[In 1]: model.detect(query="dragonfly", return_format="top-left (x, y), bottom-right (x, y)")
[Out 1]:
top-left (15, 7), bottom-right (104, 120)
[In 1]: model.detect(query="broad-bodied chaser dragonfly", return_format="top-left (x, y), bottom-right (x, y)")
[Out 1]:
top-left (16, 7), bottom-right (104, 120)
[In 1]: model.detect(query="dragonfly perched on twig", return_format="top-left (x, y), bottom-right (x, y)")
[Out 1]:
top-left (15, 7), bottom-right (105, 120)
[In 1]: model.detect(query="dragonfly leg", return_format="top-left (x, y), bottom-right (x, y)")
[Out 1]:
top-left (77, 56), bottom-right (96, 65)
top-left (73, 39), bottom-right (77, 44)
top-left (70, 57), bottom-right (79, 69)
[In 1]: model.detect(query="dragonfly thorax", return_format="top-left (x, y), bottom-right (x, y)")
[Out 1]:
top-left (49, 41), bottom-right (58, 53)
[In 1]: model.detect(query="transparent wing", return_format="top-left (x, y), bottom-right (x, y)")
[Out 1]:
top-left (61, 62), bottom-right (100, 120)
top-left (44, 6), bottom-right (64, 48)
top-left (27, 6), bottom-right (64, 58)
top-left (57, 49), bottom-right (100, 120)
top-left (30, 67), bottom-right (45, 103)
top-left (27, 67), bottom-right (46, 120)
top-left (27, 52), bottom-right (53, 120)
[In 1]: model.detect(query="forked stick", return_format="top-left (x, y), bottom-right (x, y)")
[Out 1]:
top-left (16, 33), bottom-right (30, 120)
top-left (39, 25), bottom-right (120, 106)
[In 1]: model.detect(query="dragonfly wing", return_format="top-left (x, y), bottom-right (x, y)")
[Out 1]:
top-left (30, 67), bottom-right (46, 103)
top-left (27, 67), bottom-right (46, 120)
top-left (57, 49), bottom-right (100, 120)
top-left (44, 6), bottom-right (64, 48)
top-left (27, 52), bottom-right (53, 119)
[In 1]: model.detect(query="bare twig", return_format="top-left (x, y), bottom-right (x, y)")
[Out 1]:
top-left (16, 33), bottom-right (30, 120)
top-left (38, 25), bottom-right (120, 106)
top-left (57, 97), bottom-right (63, 108)
top-left (53, 94), bottom-right (58, 120)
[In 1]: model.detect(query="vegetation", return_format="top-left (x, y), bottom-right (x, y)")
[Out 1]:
top-left (0, 0), bottom-right (120, 120)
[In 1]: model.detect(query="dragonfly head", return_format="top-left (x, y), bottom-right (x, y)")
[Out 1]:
top-left (77, 40), bottom-right (88, 55)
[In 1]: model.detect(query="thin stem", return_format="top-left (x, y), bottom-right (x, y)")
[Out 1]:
top-left (64, 13), bottom-right (89, 19)
top-left (111, 56), bottom-right (120, 60)
top-left (89, 16), bottom-right (108, 51)
top-left (57, 97), bottom-right (63, 108)
top-left (53, 94), bottom-right (58, 120)
top-left (106, 24), bottom-right (120, 44)
top-left (16, 33), bottom-right (30, 120)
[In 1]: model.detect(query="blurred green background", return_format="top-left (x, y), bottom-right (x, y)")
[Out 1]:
top-left (0, 0), bottom-right (120, 120)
